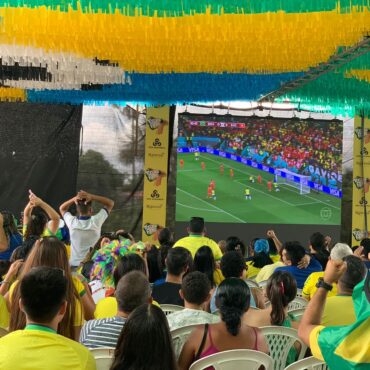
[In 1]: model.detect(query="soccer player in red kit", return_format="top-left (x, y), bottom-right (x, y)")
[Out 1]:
top-left (257, 175), bottom-right (262, 184)
top-left (201, 162), bottom-right (205, 171)
top-left (230, 168), bottom-right (234, 178)
top-left (267, 180), bottom-right (272, 192)
top-left (220, 164), bottom-right (224, 175)
top-left (180, 159), bottom-right (184, 169)
top-left (207, 185), bottom-right (212, 199)
top-left (210, 180), bottom-right (215, 190)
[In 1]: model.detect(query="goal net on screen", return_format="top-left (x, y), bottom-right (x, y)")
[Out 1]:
top-left (274, 169), bottom-right (311, 195)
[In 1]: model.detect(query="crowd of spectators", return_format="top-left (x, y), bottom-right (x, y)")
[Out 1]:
top-left (0, 193), bottom-right (368, 369)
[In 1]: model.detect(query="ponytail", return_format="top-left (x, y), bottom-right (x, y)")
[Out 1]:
top-left (267, 271), bottom-right (297, 325)
top-left (220, 306), bottom-right (243, 336)
top-left (216, 278), bottom-right (250, 336)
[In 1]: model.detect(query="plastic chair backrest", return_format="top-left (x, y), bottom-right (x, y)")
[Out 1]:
top-left (245, 279), bottom-right (259, 289)
top-left (288, 308), bottom-right (306, 321)
top-left (288, 297), bottom-right (308, 311)
top-left (296, 289), bottom-right (303, 298)
top-left (284, 356), bottom-right (329, 370)
top-left (260, 326), bottom-right (307, 370)
top-left (95, 355), bottom-right (113, 370)
top-left (258, 280), bottom-right (268, 288)
top-left (171, 324), bottom-right (199, 359)
top-left (161, 304), bottom-right (184, 316)
top-left (189, 349), bottom-right (274, 370)
top-left (90, 347), bottom-right (115, 359)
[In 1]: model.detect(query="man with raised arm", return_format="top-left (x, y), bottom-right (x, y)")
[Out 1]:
top-left (60, 190), bottom-right (114, 269)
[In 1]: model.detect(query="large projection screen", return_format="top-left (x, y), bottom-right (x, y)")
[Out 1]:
top-left (175, 113), bottom-right (343, 243)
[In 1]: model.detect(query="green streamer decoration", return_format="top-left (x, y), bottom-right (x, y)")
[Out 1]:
top-left (279, 52), bottom-right (370, 117)
top-left (0, 0), bottom-right (369, 15)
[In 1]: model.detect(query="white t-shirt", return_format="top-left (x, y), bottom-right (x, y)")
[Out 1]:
top-left (63, 209), bottom-right (108, 266)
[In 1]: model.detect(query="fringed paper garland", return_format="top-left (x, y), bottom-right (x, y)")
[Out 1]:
top-left (0, 7), bottom-right (369, 73)
top-left (26, 71), bottom-right (302, 104)
top-left (0, 87), bottom-right (26, 101)
top-left (0, 0), bottom-right (368, 16)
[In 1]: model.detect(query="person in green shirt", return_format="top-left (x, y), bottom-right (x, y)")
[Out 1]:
top-left (299, 260), bottom-right (370, 369)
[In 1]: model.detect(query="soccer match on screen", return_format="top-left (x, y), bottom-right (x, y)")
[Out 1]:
top-left (176, 114), bottom-right (342, 225)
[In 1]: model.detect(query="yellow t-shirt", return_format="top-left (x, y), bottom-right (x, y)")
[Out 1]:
top-left (8, 278), bottom-right (84, 327)
top-left (245, 261), bottom-right (261, 279)
top-left (0, 295), bottom-right (9, 329)
top-left (302, 272), bottom-right (337, 301)
top-left (94, 297), bottom-right (160, 319)
top-left (0, 325), bottom-right (96, 370)
top-left (213, 269), bottom-right (224, 286)
top-left (174, 235), bottom-right (223, 260)
top-left (321, 295), bottom-right (356, 327)
top-left (270, 254), bottom-right (281, 263)
top-left (255, 261), bottom-right (284, 283)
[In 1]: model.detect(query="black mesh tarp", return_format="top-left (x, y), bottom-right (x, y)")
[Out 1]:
top-left (0, 103), bottom-right (82, 218)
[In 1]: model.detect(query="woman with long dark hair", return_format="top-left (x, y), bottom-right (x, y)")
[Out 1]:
top-left (193, 246), bottom-right (223, 287)
top-left (245, 270), bottom-right (298, 365)
top-left (0, 211), bottom-right (22, 261)
top-left (225, 236), bottom-right (246, 257)
top-left (179, 278), bottom-right (268, 369)
top-left (110, 304), bottom-right (177, 370)
top-left (6, 237), bottom-right (84, 340)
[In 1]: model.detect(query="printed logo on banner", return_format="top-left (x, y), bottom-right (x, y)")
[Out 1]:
top-left (150, 190), bottom-right (160, 199)
top-left (143, 223), bottom-right (161, 236)
top-left (147, 117), bottom-right (168, 135)
top-left (352, 228), bottom-right (368, 241)
top-left (145, 168), bottom-right (166, 186)
top-left (153, 138), bottom-right (162, 147)
top-left (354, 127), bottom-right (370, 143)
top-left (353, 176), bottom-right (370, 192)
top-left (359, 197), bottom-right (368, 205)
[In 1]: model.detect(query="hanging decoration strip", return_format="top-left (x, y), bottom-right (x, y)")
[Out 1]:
top-left (0, 7), bottom-right (369, 73)
top-left (0, 0), bottom-right (368, 16)
top-left (26, 72), bottom-right (303, 105)
top-left (279, 51), bottom-right (370, 117)
top-left (0, 88), bottom-right (26, 102)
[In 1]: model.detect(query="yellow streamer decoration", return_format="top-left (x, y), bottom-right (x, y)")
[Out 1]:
top-left (347, 69), bottom-right (370, 84)
top-left (0, 7), bottom-right (369, 73)
top-left (0, 87), bottom-right (26, 101)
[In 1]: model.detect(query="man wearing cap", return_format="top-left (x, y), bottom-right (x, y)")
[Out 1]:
top-left (174, 217), bottom-right (222, 260)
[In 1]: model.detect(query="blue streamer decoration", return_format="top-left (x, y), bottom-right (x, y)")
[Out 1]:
top-left (27, 72), bottom-right (303, 105)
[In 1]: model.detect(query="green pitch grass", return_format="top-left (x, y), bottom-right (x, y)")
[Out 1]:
top-left (176, 153), bottom-right (341, 225)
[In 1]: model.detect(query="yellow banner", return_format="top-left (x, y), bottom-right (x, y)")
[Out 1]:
top-left (352, 115), bottom-right (370, 246)
top-left (142, 106), bottom-right (170, 243)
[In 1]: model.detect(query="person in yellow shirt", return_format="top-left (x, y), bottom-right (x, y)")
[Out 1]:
top-left (174, 217), bottom-right (222, 260)
top-left (0, 266), bottom-right (96, 370)
top-left (321, 255), bottom-right (367, 327)
top-left (245, 239), bottom-right (273, 279)
top-left (302, 243), bottom-right (353, 300)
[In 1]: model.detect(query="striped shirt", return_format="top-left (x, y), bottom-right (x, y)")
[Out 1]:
top-left (79, 316), bottom-right (126, 349)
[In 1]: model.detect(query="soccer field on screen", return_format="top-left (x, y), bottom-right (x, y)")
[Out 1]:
top-left (175, 153), bottom-right (341, 225)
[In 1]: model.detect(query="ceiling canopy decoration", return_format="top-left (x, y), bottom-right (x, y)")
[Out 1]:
top-left (0, 1), bottom-right (368, 116)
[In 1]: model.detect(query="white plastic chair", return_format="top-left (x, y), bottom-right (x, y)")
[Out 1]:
top-left (288, 308), bottom-right (306, 321)
top-left (189, 349), bottom-right (274, 370)
top-left (284, 356), bottom-right (328, 370)
top-left (171, 324), bottom-right (199, 359)
top-left (161, 304), bottom-right (184, 316)
top-left (95, 355), bottom-right (113, 370)
top-left (288, 297), bottom-right (308, 311)
top-left (260, 326), bottom-right (307, 370)
top-left (258, 280), bottom-right (268, 288)
top-left (296, 289), bottom-right (303, 298)
top-left (90, 347), bottom-right (115, 359)
top-left (244, 279), bottom-right (260, 289)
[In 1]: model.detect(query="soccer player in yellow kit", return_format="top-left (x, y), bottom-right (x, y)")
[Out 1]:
top-left (245, 188), bottom-right (251, 200)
